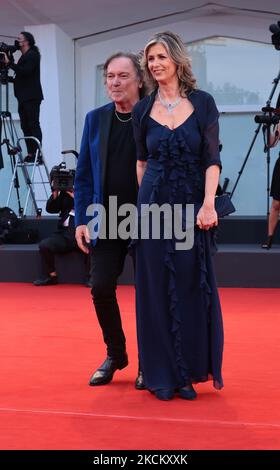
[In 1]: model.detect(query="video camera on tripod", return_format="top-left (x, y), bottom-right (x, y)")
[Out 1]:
top-left (229, 18), bottom-right (280, 223)
top-left (0, 40), bottom-right (20, 84)
top-left (255, 106), bottom-right (280, 126)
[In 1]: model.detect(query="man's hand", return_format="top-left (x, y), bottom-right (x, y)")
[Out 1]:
top-left (66, 190), bottom-right (74, 198)
top-left (75, 225), bottom-right (91, 254)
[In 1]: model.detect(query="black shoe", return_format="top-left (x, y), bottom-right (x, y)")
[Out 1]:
top-left (33, 275), bottom-right (58, 286)
top-left (261, 235), bottom-right (273, 250)
top-left (24, 154), bottom-right (35, 163)
top-left (135, 370), bottom-right (146, 390)
top-left (24, 154), bottom-right (43, 165)
top-left (154, 389), bottom-right (174, 401)
top-left (89, 354), bottom-right (128, 386)
top-left (177, 384), bottom-right (197, 400)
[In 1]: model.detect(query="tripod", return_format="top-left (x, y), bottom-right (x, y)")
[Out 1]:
top-left (230, 69), bottom-right (280, 220)
top-left (0, 77), bottom-right (50, 216)
top-left (260, 114), bottom-right (276, 218)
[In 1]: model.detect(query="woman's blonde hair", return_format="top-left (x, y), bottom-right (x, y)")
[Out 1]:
top-left (142, 31), bottom-right (197, 96)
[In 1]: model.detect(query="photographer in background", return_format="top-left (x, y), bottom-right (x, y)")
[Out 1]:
top-left (262, 122), bottom-right (280, 249)
top-left (2, 31), bottom-right (43, 163)
top-left (33, 185), bottom-right (77, 286)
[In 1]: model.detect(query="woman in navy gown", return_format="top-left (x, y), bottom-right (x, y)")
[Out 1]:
top-left (132, 31), bottom-right (224, 401)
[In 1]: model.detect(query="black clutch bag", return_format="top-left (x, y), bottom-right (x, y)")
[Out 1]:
top-left (194, 194), bottom-right (235, 218)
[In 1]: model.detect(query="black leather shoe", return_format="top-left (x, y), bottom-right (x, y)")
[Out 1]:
top-left (89, 354), bottom-right (128, 386)
top-left (33, 275), bottom-right (58, 286)
top-left (24, 154), bottom-right (43, 165)
top-left (135, 370), bottom-right (146, 390)
top-left (178, 384), bottom-right (197, 400)
top-left (154, 389), bottom-right (174, 401)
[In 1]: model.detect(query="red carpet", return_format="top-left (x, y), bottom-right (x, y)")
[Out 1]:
top-left (0, 284), bottom-right (279, 450)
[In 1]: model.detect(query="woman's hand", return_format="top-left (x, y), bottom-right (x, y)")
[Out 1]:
top-left (196, 201), bottom-right (218, 230)
top-left (198, 165), bottom-right (220, 230)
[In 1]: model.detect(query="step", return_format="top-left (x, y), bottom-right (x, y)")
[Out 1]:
top-left (0, 243), bottom-right (279, 287)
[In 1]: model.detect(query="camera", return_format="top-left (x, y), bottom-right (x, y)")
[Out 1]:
top-left (0, 40), bottom-right (20, 65)
top-left (0, 41), bottom-right (20, 55)
top-left (0, 40), bottom-right (19, 84)
top-left (254, 114), bottom-right (280, 125)
top-left (269, 21), bottom-right (280, 51)
top-left (50, 162), bottom-right (75, 192)
top-left (254, 105), bottom-right (280, 126)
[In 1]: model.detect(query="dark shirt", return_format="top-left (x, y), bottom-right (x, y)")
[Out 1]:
top-left (104, 111), bottom-right (138, 235)
top-left (105, 111), bottom-right (138, 206)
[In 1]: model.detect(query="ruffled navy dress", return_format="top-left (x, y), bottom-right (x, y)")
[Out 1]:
top-left (132, 107), bottom-right (224, 392)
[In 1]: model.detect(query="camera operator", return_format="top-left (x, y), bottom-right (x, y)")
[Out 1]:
top-left (2, 31), bottom-right (43, 163)
top-left (33, 184), bottom-right (78, 286)
top-left (262, 122), bottom-right (280, 249)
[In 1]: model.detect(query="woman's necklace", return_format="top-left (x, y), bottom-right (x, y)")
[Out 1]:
top-left (115, 109), bottom-right (132, 122)
top-left (158, 89), bottom-right (182, 113)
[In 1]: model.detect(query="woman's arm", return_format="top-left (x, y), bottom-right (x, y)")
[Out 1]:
top-left (197, 93), bottom-right (222, 230)
top-left (137, 160), bottom-right (147, 186)
top-left (196, 165), bottom-right (220, 230)
top-left (132, 104), bottom-right (148, 186)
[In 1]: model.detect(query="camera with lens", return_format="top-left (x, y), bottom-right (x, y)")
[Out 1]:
top-left (0, 40), bottom-right (20, 55)
top-left (0, 40), bottom-right (20, 84)
top-left (50, 162), bottom-right (75, 192)
top-left (254, 106), bottom-right (280, 126)
top-left (254, 114), bottom-right (280, 125)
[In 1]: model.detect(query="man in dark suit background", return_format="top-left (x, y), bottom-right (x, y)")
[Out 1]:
top-left (74, 52), bottom-right (145, 389)
top-left (3, 31), bottom-right (43, 163)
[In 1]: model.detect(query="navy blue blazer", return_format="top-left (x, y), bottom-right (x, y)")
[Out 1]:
top-left (132, 88), bottom-right (221, 170)
top-left (74, 102), bottom-right (115, 238)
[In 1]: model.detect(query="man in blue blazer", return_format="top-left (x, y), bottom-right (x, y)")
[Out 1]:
top-left (74, 52), bottom-right (145, 389)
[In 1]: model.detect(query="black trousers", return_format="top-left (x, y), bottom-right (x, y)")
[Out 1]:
top-left (90, 239), bottom-right (130, 359)
top-left (18, 100), bottom-right (42, 156)
top-left (39, 227), bottom-right (77, 275)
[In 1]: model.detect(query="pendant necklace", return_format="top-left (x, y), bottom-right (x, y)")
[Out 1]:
top-left (158, 89), bottom-right (181, 113)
